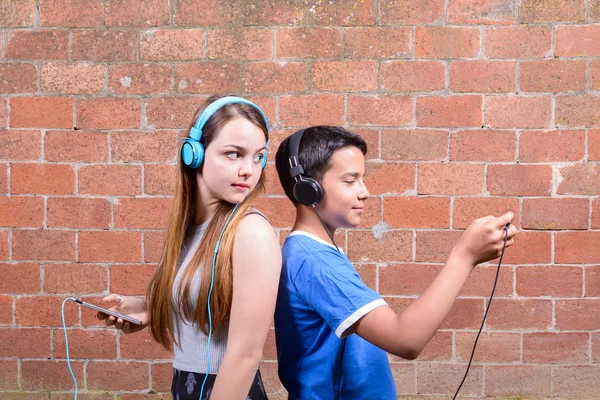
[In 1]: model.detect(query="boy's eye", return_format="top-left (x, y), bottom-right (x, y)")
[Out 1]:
top-left (344, 181), bottom-right (355, 185)
top-left (225, 152), bottom-right (240, 160)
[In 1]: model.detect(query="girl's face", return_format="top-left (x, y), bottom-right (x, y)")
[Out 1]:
top-left (315, 146), bottom-right (370, 229)
top-left (196, 117), bottom-right (267, 205)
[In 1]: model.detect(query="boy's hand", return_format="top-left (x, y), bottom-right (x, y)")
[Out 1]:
top-left (452, 212), bottom-right (517, 268)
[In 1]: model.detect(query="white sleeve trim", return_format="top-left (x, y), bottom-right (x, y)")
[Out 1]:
top-left (334, 298), bottom-right (387, 339)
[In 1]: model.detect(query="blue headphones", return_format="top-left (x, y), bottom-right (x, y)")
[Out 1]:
top-left (181, 96), bottom-right (271, 169)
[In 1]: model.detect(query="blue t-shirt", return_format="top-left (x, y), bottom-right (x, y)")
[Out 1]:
top-left (274, 231), bottom-right (396, 400)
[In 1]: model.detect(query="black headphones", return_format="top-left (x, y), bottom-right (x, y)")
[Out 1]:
top-left (287, 129), bottom-right (323, 206)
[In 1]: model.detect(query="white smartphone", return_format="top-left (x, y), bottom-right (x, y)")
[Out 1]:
top-left (75, 299), bottom-right (143, 325)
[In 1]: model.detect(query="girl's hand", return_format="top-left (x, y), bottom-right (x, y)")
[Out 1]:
top-left (97, 294), bottom-right (149, 334)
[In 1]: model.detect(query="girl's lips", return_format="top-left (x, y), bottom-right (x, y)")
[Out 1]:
top-left (232, 184), bottom-right (250, 191)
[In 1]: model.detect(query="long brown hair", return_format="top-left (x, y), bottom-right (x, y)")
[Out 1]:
top-left (147, 95), bottom-right (269, 350)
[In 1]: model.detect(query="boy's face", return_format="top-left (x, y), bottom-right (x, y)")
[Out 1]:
top-left (315, 146), bottom-right (369, 229)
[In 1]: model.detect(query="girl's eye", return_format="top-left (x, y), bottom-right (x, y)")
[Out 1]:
top-left (225, 152), bottom-right (240, 160)
top-left (253, 153), bottom-right (266, 164)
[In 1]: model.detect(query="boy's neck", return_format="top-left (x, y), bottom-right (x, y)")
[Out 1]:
top-left (292, 206), bottom-right (337, 246)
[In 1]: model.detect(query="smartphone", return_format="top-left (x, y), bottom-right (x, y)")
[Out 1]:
top-left (75, 299), bottom-right (142, 325)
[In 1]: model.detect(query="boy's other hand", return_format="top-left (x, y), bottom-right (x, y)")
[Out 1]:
top-left (452, 212), bottom-right (517, 268)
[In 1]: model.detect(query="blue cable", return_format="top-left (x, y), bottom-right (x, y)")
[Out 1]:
top-left (199, 203), bottom-right (239, 399)
top-left (61, 297), bottom-right (78, 400)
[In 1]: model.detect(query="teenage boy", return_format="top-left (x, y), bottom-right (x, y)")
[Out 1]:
top-left (273, 126), bottom-right (517, 399)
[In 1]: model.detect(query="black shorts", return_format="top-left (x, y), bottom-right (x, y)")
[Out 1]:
top-left (171, 368), bottom-right (268, 400)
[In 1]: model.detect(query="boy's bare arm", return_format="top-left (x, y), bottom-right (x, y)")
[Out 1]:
top-left (353, 212), bottom-right (517, 360)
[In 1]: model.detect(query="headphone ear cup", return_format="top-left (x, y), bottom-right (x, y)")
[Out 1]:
top-left (181, 138), bottom-right (204, 169)
top-left (293, 178), bottom-right (323, 206)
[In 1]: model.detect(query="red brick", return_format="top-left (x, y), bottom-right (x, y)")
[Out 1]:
top-left (112, 131), bottom-right (176, 162)
top-left (87, 361), bottom-right (149, 391)
top-left (144, 230), bottom-right (166, 263)
top-left (243, 62), bottom-right (307, 93)
top-left (556, 25), bottom-right (600, 57)
top-left (448, 0), bottom-right (516, 24)
top-left (450, 129), bottom-right (515, 161)
top-left (0, 360), bottom-right (18, 390)
top-left (416, 96), bottom-right (482, 128)
top-left (151, 362), bottom-right (173, 393)
top-left (0, 63), bottom-right (37, 94)
top-left (0, 0), bottom-right (35, 26)
top-left (41, 63), bottom-right (104, 95)
top-left (502, 231), bottom-right (551, 264)
top-left (144, 164), bottom-right (176, 196)
top-left (415, 230), bottom-right (462, 263)
top-left (44, 130), bottom-right (108, 162)
top-left (108, 63), bottom-right (171, 95)
top-left (453, 197), bottom-right (520, 229)
top-left (388, 364), bottom-right (415, 393)
top-left (417, 363), bottom-right (482, 395)
top-left (0, 262), bottom-right (40, 293)
top-left (5, 30), bottom-right (68, 60)
top-left (114, 198), bottom-right (171, 229)
top-left (208, 28), bottom-right (272, 60)
top-left (305, 0), bottom-right (375, 26)
top-left (106, 0), bottom-right (169, 27)
top-left (486, 299), bottom-right (552, 330)
top-left (355, 264), bottom-right (377, 291)
top-left (23, 360), bottom-right (84, 391)
top-left (13, 230), bottom-right (75, 262)
top-left (312, 60), bottom-right (377, 91)
top-left (0, 99), bottom-right (6, 128)
top-left (415, 27), bottom-right (480, 58)
top-left (11, 163), bottom-right (74, 195)
top-left (0, 328), bottom-right (50, 357)
top-left (72, 30), bottom-right (136, 62)
top-left (556, 95), bottom-right (600, 128)
top-left (10, 96), bottom-right (73, 129)
top-left (384, 197), bottom-right (449, 228)
top-left (485, 95), bottom-right (551, 129)
top-left (379, 0), bottom-right (445, 24)
top-left (343, 27), bottom-right (410, 58)
top-left (140, 29), bottom-right (203, 61)
top-left (39, 0), bottom-right (103, 27)
top-left (48, 197), bottom-right (110, 229)
top-left (380, 61), bottom-right (445, 93)
top-left (557, 163), bottom-right (600, 195)
top-left (592, 61), bottom-right (600, 91)
top-left (0, 196), bottom-right (43, 228)
top-left (0, 295), bottom-right (12, 324)
top-left (44, 263), bottom-right (108, 294)
top-left (594, 198), bottom-right (600, 229)
top-left (379, 263), bottom-right (440, 295)
top-left (556, 232), bottom-right (600, 264)
top-left (79, 231), bottom-right (142, 263)
top-left (522, 198), bottom-right (589, 230)
top-left (520, 130), bottom-right (585, 162)
top-left (460, 264), bottom-right (513, 297)
top-left (520, 0), bottom-right (584, 23)
top-left (594, 332), bottom-right (600, 362)
top-left (254, 197), bottom-right (296, 228)
top-left (77, 98), bottom-right (140, 130)
top-left (485, 26), bottom-right (551, 59)
top-left (0, 130), bottom-right (41, 160)
top-left (175, 62), bottom-right (239, 94)
top-left (381, 129), bottom-right (447, 161)
top-left (521, 60), bottom-right (586, 93)
top-left (418, 163), bottom-right (484, 195)
top-left (279, 94), bottom-right (344, 127)
top-left (121, 329), bottom-right (172, 360)
top-left (357, 198), bottom-right (380, 228)
top-left (517, 265), bottom-right (583, 297)
top-left (110, 264), bottom-right (155, 295)
top-left (553, 366), bottom-right (600, 399)
top-left (524, 332), bottom-right (589, 364)
top-left (485, 366), bottom-right (551, 398)
top-left (0, 231), bottom-right (8, 260)
top-left (174, 0), bottom-right (234, 26)
top-left (450, 60), bottom-right (515, 93)
top-left (365, 162), bottom-right (415, 195)
top-left (556, 299), bottom-right (600, 330)
top-left (17, 296), bottom-right (78, 326)
top-left (54, 329), bottom-right (117, 359)
top-left (591, 0), bottom-right (600, 21)
top-left (276, 27), bottom-right (341, 58)
top-left (348, 95), bottom-right (412, 126)
top-left (347, 230), bottom-right (412, 262)
top-left (146, 96), bottom-right (206, 129)
top-left (259, 361), bottom-right (283, 394)
top-left (487, 164), bottom-right (551, 196)
top-left (456, 332), bottom-right (520, 363)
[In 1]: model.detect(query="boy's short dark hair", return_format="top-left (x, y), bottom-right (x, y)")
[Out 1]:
top-left (275, 125), bottom-right (367, 206)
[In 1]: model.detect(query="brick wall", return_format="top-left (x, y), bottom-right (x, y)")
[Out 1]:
top-left (1, 0), bottom-right (599, 398)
